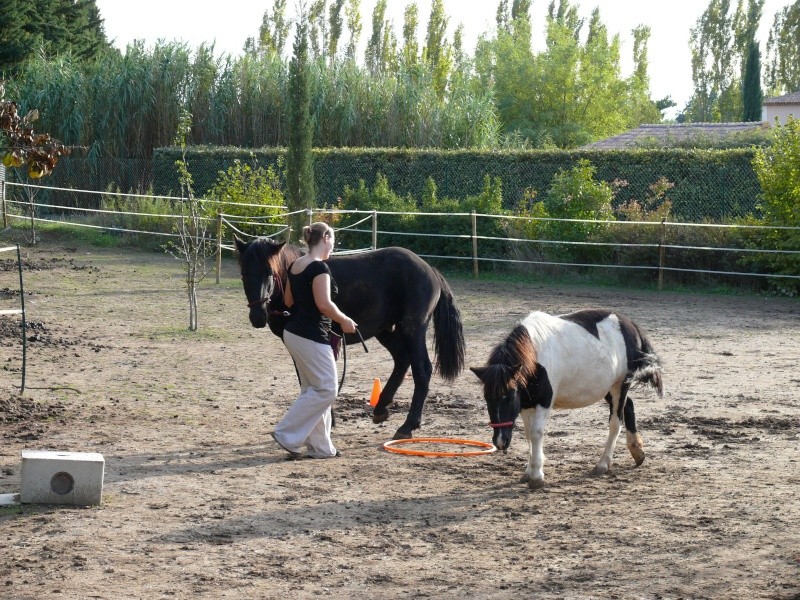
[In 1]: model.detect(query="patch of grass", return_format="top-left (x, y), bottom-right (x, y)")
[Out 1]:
top-left (141, 326), bottom-right (239, 341)
top-left (0, 504), bottom-right (23, 516)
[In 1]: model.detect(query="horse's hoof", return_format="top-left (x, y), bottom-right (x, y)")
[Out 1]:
top-left (591, 464), bottom-right (609, 476)
top-left (371, 411), bottom-right (389, 424)
top-left (527, 478), bottom-right (545, 490)
top-left (392, 430), bottom-right (412, 440)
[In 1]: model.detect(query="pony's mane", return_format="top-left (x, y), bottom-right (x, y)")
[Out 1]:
top-left (482, 324), bottom-right (537, 395)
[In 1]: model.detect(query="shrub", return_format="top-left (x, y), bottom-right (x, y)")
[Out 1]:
top-left (204, 159), bottom-right (286, 239)
top-left (751, 117), bottom-right (800, 296)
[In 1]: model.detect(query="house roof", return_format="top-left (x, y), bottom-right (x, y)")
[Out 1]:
top-left (582, 122), bottom-right (768, 150)
top-left (763, 91), bottom-right (800, 105)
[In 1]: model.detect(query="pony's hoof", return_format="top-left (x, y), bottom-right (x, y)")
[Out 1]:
top-left (628, 434), bottom-right (645, 466)
top-left (591, 464), bottom-right (609, 476)
top-left (392, 430), bottom-right (412, 440)
top-left (527, 478), bottom-right (545, 490)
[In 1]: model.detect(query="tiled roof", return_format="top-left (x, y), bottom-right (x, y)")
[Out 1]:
top-left (582, 122), bottom-right (767, 149)
top-left (763, 91), bottom-right (800, 105)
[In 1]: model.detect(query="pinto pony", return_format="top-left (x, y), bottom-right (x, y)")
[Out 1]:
top-left (471, 309), bottom-right (663, 489)
top-left (236, 237), bottom-right (466, 440)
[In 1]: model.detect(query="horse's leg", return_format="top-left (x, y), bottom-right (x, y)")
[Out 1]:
top-left (623, 397), bottom-right (645, 466)
top-left (593, 385), bottom-right (627, 475)
top-left (371, 330), bottom-right (411, 424)
top-left (519, 405), bottom-right (550, 489)
top-left (392, 328), bottom-right (432, 440)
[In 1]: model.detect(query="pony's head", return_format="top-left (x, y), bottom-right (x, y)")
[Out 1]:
top-left (235, 236), bottom-right (286, 329)
top-left (470, 324), bottom-right (536, 453)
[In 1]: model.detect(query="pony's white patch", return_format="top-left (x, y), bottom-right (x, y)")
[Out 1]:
top-left (521, 311), bottom-right (628, 410)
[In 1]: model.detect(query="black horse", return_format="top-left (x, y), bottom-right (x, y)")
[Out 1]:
top-left (235, 236), bottom-right (466, 439)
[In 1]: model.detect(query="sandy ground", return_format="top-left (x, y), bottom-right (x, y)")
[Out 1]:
top-left (0, 239), bottom-right (798, 600)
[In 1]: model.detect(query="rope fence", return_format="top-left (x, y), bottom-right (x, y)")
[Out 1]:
top-left (2, 181), bottom-right (798, 289)
top-left (0, 244), bottom-right (26, 392)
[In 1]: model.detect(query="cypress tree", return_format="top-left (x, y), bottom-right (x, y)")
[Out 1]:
top-left (286, 17), bottom-right (315, 241)
top-left (742, 39), bottom-right (763, 121)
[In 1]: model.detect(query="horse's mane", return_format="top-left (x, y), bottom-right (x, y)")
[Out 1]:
top-left (482, 324), bottom-right (537, 395)
top-left (239, 237), bottom-right (303, 277)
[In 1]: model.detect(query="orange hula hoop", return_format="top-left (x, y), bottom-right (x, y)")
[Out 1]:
top-left (383, 437), bottom-right (497, 457)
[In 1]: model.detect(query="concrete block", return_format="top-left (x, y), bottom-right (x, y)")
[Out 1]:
top-left (20, 450), bottom-right (105, 506)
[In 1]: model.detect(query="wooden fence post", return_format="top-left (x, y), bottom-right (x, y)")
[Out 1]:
top-left (372, 210), bottom-right (377, 250)
top-left (658, 218), bottom-right (667, 291)
top-left (1, 180), bottom-right (7, 229)
top-left (215, 211), bottom-right (222, 284)
top-left (471, 210), bottom-right (479, 278)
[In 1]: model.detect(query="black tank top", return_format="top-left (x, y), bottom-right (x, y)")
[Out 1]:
top-left (284, 260), bottom-right (336, 344)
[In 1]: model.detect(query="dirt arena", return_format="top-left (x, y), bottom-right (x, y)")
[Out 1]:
top-left (1, 239), bottom-right (798, 600)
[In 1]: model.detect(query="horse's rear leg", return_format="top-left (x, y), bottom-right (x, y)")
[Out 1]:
top-left (372, 331), bottom-right (410, 425)
top-left (392, 329), bottom-right (432, 439)
top-left (623, 397), bottom-right (645, 466)
top-left (593, 389), bottom-right (626, 475)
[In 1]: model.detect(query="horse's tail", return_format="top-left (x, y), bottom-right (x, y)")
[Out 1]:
top-left (629, 327), bottom-right (664, 398)
top-left (432, 270), bottom-right (466, 382)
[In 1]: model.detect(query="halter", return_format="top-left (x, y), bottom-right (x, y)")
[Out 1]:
top-left (247, 272), bottom-right (290, 318)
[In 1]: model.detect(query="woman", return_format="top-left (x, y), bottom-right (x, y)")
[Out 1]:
top-left (271, 222), bottom-right (357, 459)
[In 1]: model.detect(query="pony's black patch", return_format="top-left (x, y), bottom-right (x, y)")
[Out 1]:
top-left (559, 309), bottom-right (614, 339)
top-left (520, 363), bottom-right (553, 410)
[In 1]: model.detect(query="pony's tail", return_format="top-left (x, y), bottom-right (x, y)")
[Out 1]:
top-left (630, 329), bottom-right (664, 398)
top-left (432, 270), bottom-right (466, 381)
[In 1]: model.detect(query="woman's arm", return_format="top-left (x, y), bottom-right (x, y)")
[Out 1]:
top-left (312, 274), bottom-right (357, 333)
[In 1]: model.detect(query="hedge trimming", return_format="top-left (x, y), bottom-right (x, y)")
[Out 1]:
top-left (152, 146), bottom-right (762, 221)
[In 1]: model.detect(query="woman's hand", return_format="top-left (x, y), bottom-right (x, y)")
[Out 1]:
top-left (340, 317), bottom-right (357, 334)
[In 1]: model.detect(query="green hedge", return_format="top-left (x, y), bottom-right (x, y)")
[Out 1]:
top-left (151, 146), bottom-right (762, 222)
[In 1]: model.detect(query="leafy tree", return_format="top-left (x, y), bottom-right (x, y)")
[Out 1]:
top-left (286, 16), bottom-right (315, 241)
top-left (252, 0), bottom-right (292, 56)
top-left (686, 0), bottom-right (764, 122)
top-left (401, 2), bottom-right (419, 67)
top-left (629, 25), bottom-right (662, 123)
top-left (765, 0), bottom-right (800, 93)
top-left (308, 0), bottom-right (329, 60)
top-left (365, 0), bottom-right (394, 75)
top-left (327, 0), bottom-right (345, 65)
top-left (167, 111), bottom-right (215, 331)
top-left (423, 0), bottom-right (451, 98)
top-left (344, 0), bottom-right (361, 61)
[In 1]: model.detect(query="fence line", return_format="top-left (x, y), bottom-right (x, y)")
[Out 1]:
top-left (0, 244), bottom-right (27, 392)
top-left (3, 182), bottom-right (799, 285)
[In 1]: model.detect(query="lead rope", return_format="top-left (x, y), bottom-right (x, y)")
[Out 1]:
top-left (332, 327), bottom-right (368, 395)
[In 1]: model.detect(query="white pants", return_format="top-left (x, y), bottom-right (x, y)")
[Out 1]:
top-left (272, 330), bottom-right (338, 458)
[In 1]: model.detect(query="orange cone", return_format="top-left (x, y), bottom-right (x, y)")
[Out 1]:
top-left (369, 378), bottom-right (381, 407)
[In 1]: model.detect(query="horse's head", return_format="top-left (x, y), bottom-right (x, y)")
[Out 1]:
top-left (470, 324), bottom-right (536, 453)
top-left (235, 236), bottom-right (286, 329)
top-left (470, 364), bottom-right (522, 453)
